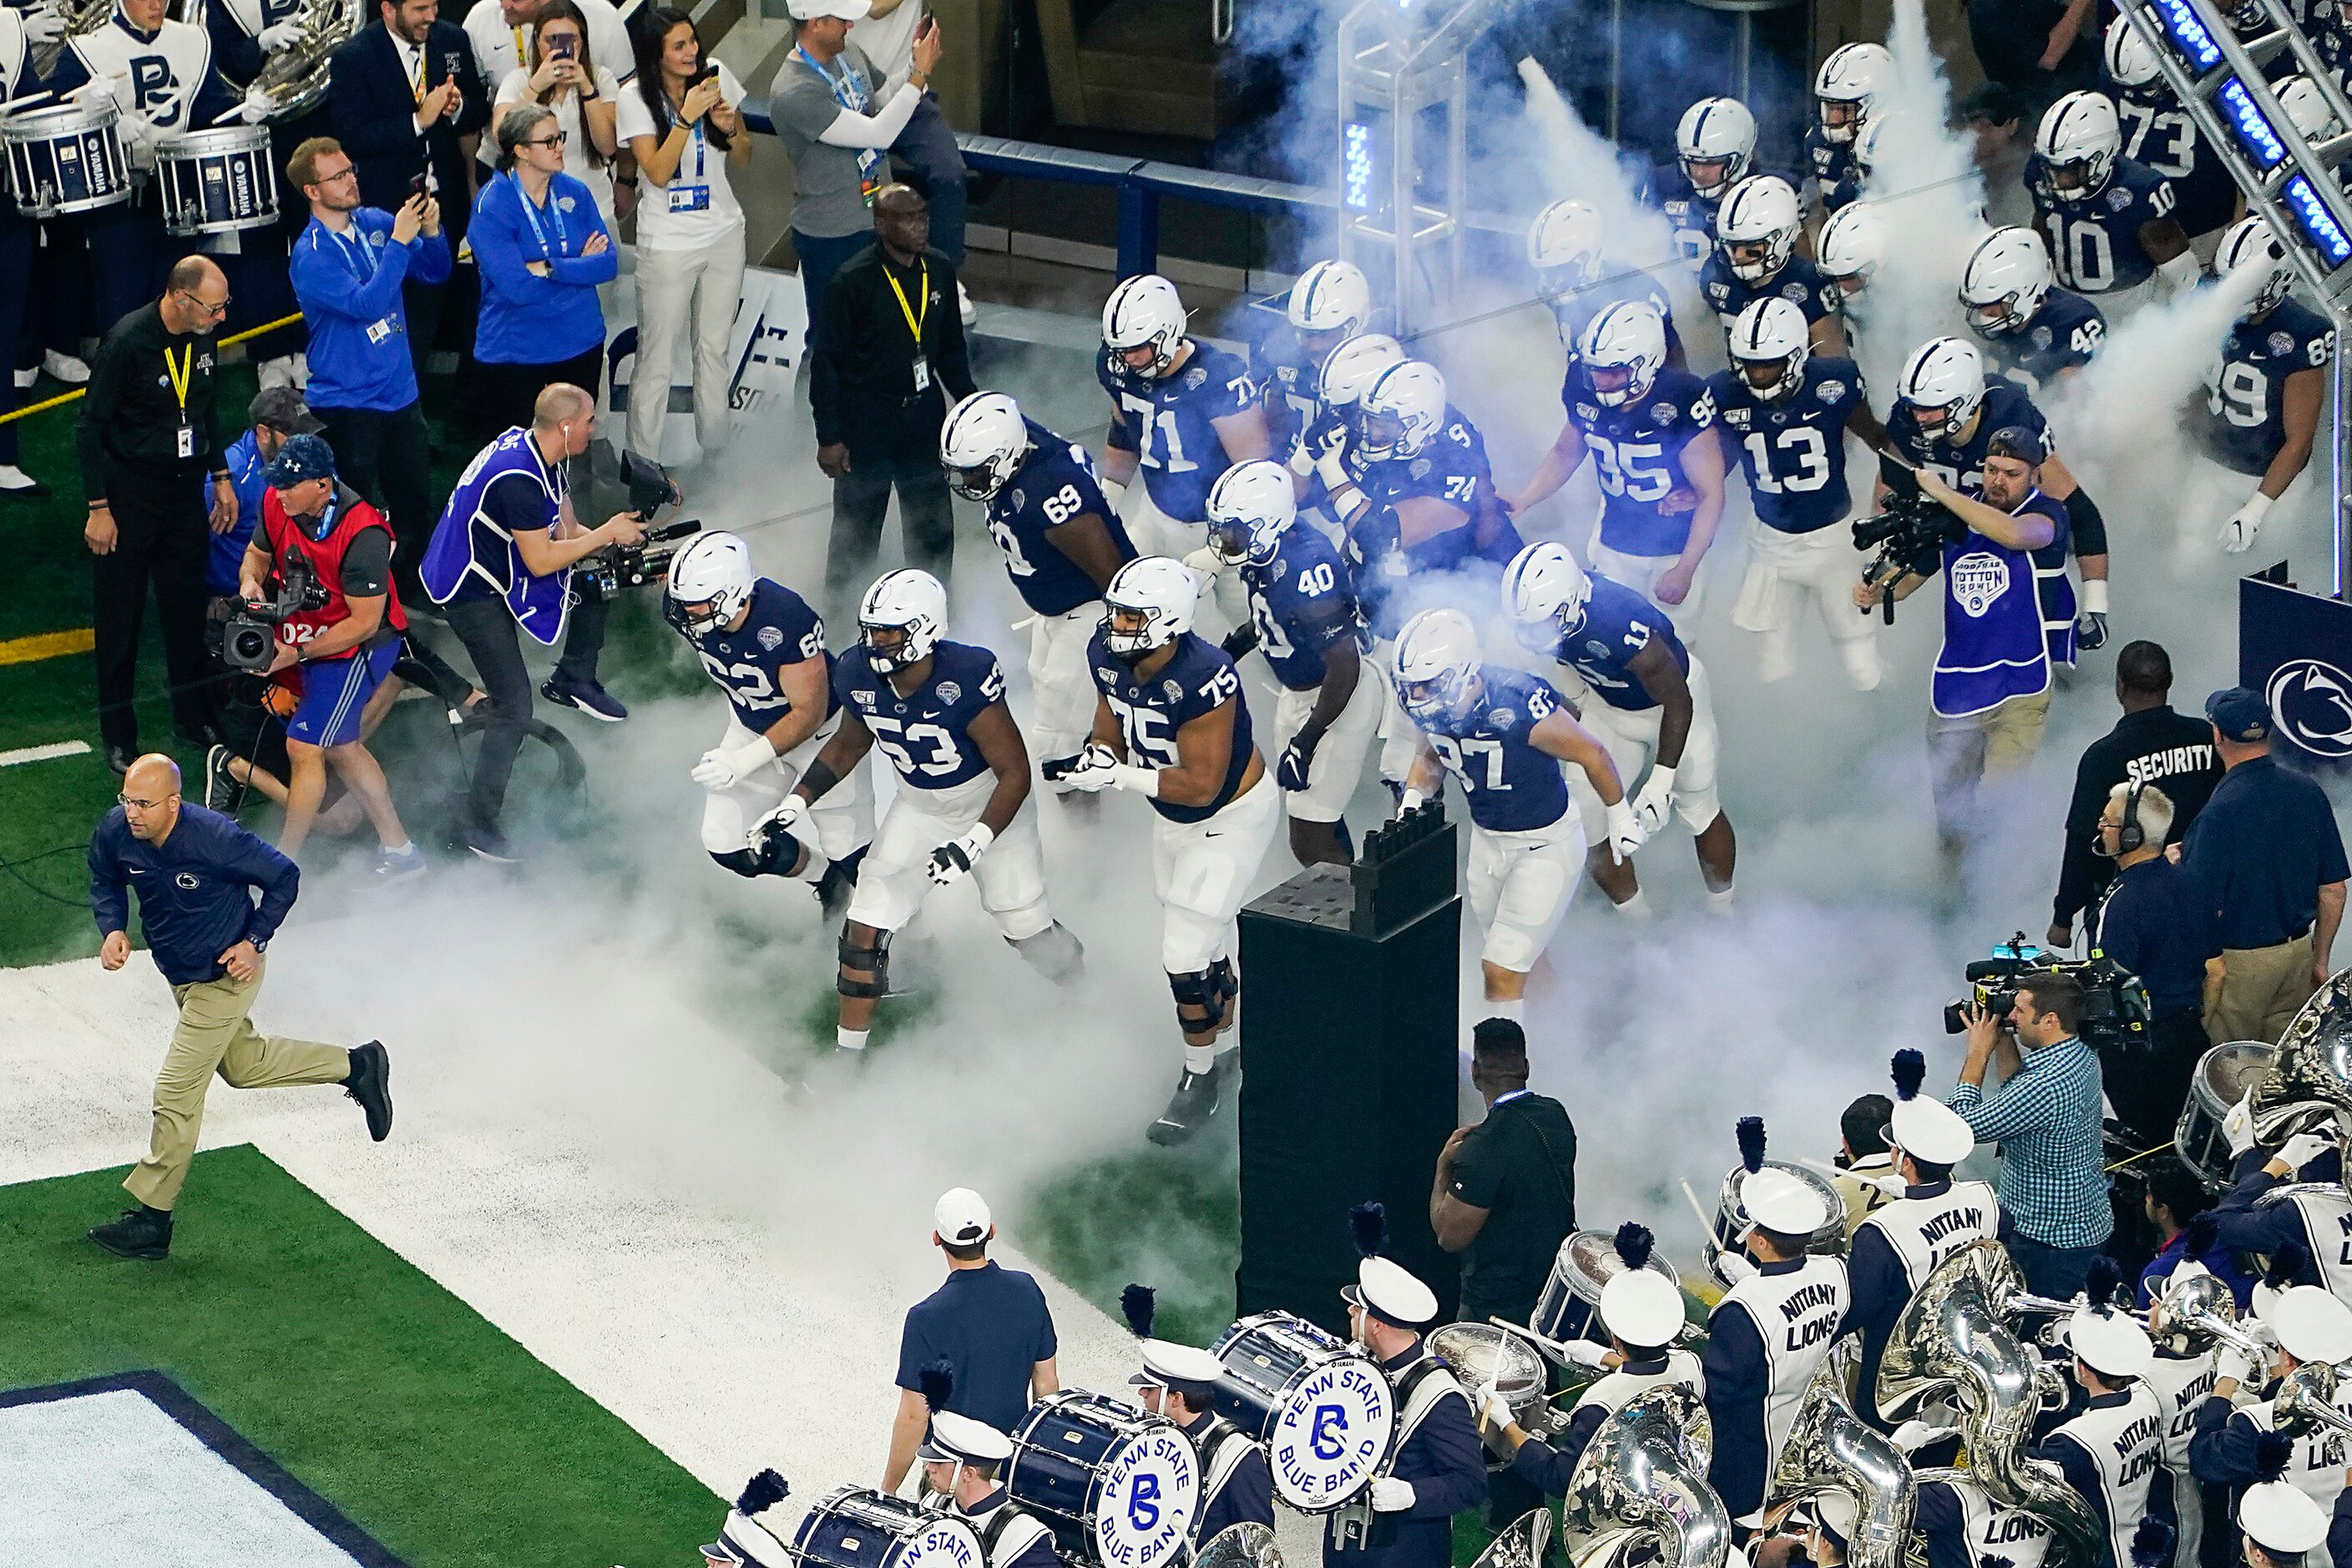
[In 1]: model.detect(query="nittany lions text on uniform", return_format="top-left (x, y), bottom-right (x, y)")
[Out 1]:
top-left (1100, 342), bottom-right (1257, 523)
top-left (1915, 1471), bottom-right (2055, 1568)
top-left (1088, 628), bottom-right (1256, 824)
top-left (2209, 1166), bottom-right (2352, 1302)
top-left (1698, 253), bottom-right (1843, 336)
top-left (1415, 667), bottom-right (1574, 833)
top-left (834, 640), bottom-right (1009, 791)
top-left (1540, 574), bottom-right (1689, 716)
top-left (1702, 1254), bottom-right (1851, 1520)
top-left (1561, 362), bottom-right (1720, 559)
top-left (1885, 379), bottom-right (2053, 496)
top-left (2025, 154), bottom-right (2179, 293)
top-left (1239, 525), bottom-right (1363, 692)
top-left (1983, 291), bottom-right (2106, 396)
top-left (2202, 299), bottom-right (2335, 476)
top-left (689, 579), bottom-right (833, 734)
top-left (1845, 1176), bottom-right (2001, 1422)
top-left (985, 420), bottom-right (1135, 616)
top-left (2038, 1383), bottom-right (2172, 1568)
top-left (1710, 355), bottom-right (1868, 534)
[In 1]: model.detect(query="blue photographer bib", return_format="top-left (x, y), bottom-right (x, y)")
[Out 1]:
top-left (1932, 515), bottom-right (2052, 718)
top-left (420, 426), bottom-right (570, 645)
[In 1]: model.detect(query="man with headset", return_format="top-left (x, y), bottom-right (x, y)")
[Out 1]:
top-left (2090, 778), bottom-right (2223, 1150)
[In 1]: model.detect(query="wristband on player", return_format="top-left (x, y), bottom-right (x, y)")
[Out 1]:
top-left (1109, 764), bottom-right (1161, 797)
top-left (2080, 578), bottom-right (2108, 615)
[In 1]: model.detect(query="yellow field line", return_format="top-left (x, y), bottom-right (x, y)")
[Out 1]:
top-left (0, 311), bottom-right (306, 427)
top-left (0, 629), bottom-right (95, 665)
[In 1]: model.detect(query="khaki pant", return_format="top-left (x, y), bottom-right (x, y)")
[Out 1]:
top-left (124, 958), bottom-right (349, 1211)
top-left (2205, 932), bottom-right (2319, 1044)
top-left (1927, 690), bottom-right (2053, 844)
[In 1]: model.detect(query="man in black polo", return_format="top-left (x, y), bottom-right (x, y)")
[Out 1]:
top-left (883, 1186), bottom-right (1060, 1494)
top-left (2183, 688), bottom-right (2350, 1044)
top-left (2091, 781), bottom-right (2223, 1148)
top-left (2050, 640), bottom-right (2222, 952)
top-left (807, 183), bottom-right (975, 618)
top-left (1430, 1019), bottom-right (1578, 1328)
top-left (76, 257), bottom-right (243, 773)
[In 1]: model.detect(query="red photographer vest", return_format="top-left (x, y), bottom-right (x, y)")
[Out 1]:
top-left (260, 481), bottom-right (408, 655)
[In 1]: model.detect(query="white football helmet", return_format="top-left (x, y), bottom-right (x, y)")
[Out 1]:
top-left (1897, 336), bottom-right (1988, 442)
top-left (1357, 360), bottom-right (1448, 463)
top-left (1502, 540), bottom-right (1593, 655)
top-left (1677, 96), bottom-right (1758, 199)
top-left (1103, 273), bottom-right (1188, 378)
top-left (860, 569), bottom-right (948, 670)
top-left (663, 530), bottom-right (756, 637)
top-left (1816, 201), bottom-right (1885, 290)
top-left (1730, 297), bottom-right (1811, 402)
top-left (1851, 110), bottom-right (1899, 182)
top-left (2277, 74), bottom-right (2344, 139)
top-left (2103, 15), bottom-right (2167, 101)
top-left (1815, 42), bottom-right (1892, 144)
top-left (1392, 608), bottom-right (1485, 725)
top-left (2216, 215), bottom-right (2295, 318)
top-left (938, 391), bottom-right (1031, 502)
top-left (1528, 197), bottom-right (1608, 292)
top-left (1318, 331), bottom-right (1405, 410)
top-left (1577, 300), bottom-right (1669, 407)
top-left (1103, 556), bottom-right (1199, 658)
top-left (1717, 174), bottom-right (1802, 282)
top-left (1960, 228), bottom-right (2055, 337)
top-left (2035, 92), bottom-right (2122, 202)
top-left (1288, 259), bottom-right (1373, 341)
top-left (1206, 459), bottom-right (1297, 565)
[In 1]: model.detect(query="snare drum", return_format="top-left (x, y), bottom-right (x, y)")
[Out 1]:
top-left (1530, 1230), bottom-right (1684, 1345)
top-left (1428, 1323), bottom-right (1550, 1464)
top-left (154, 124), bottom-right (277, 235)
top-left (790, 1487), bottom-right (984, 1568)
top-left (1209, 1312), bottom-right (1396, 1513)
top-left (2177, 1041), bottom-right (2277, 1191)
top-left (1007, 1391), bottom-right (1198, 1568)
top-left (1703, 1161), bottom-right (1847, 1286)
top-left (2, 97), bottom-right (131, 218)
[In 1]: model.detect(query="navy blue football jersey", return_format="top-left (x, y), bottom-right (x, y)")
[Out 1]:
top-left (1562, 363), bottom-right (1720, 557)
top-left (689, 578), bottom-right (833, 735)
top-left (2026, 155), bottom-right (2179, 293)
top-left (1240, 524), bottom-right (1363, 692)
top-left (1649, 164), bottom-right (1728, 264)
top-left (1709, 355), bottom-right (1868, 534)
top-left (832, 639), bottom-right (1009, 792)
top-left (1088, 629), bottom-right (1257, 823)
top-left (2203, 299), bottom-right (2335, 476)
top-left (1699, 253), bottom-right (1843, 336)
top-left (1100, 341), bottom-right (1257, 524)
top-left (1981, 290), bottom-right (2106, 396)
top-left (1249, 322), bottom-right (1323, 456)
top-left (2112, 90), bottom-right (2238, 239)
top-left (1548, 573), bottom-right (1689, 715)
top-left (1414, 665), bottom-right (1574, 832)
top-left (1547, 266), bottom-right (1684, 365)
top-left (1804, 125), bottom-right (1857, 200)
top-left (1886, 378), bottom-right (2052, 497)
top-left (986, 419), bottom-right (1136, 617)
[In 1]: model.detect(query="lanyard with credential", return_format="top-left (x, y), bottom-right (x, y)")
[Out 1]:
top-left (405, 42), bottom-right (426, 107)
top-left (514, 179), bottom-right (567, 260)
top-left (336, 221), bottom-right (377, 282)
top-left (886, 258), bottom-right (928, 346)
top-left (163, 341), bottom-right (194, 427)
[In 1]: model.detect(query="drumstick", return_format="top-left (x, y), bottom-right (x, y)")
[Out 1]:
top-left (1795, 1156), bottom-right (1847, 1181)
top-left (1677, 1178), bottom-right (1716, 1242)
top-left (1486, 1315), bottom-right (1580, 1365)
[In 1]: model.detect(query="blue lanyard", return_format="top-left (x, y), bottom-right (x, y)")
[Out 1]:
top-left (795, 46), bottom-right (867, 113)
top-left (331, 220), bottom-right (376, 283)
top-left (513, 177), bottom-right (566, 260)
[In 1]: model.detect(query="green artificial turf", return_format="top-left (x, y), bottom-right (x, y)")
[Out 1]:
top-left (0, 1144), bottom-right (720, 1566)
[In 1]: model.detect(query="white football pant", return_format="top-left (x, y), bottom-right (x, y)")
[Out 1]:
top-left (1467, 807), bottom-right (1587, 973)
top-left (1558, 656), bottom-right (1726, 837)
top-left (846, 770), bottom-right (1054, 939)
top-left (1153, 773), bottom-right (1281, 972)
top-left (1269, 665), bottom-right (1386, 823)
top-left (1591, 528), bottom-right (1707, 636)
top-left (1732, 521), bottom-right (1881, 690)
top-left (1028, 602), bottom-right (1107, 782)
top-left (700, 711), bottom-right (875, 859)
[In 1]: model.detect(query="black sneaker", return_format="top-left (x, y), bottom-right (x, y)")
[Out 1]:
top-left (815, 845), bottom-right (866, 923)
top-left (202, 744), bottom-right (244, 812)
top-left (344, 1040), bottom-right (393, 1141)
top-left (542, 677), bottom-right (627, 722)
top-left (89, 1206), bottom-right (173, 1259)
top-left (463, 822), bottom-right (521, 863)
top-left (105, 743), bottom-right (136, 777)
top-left (1146, 1060), bottom-right (1228, 1146)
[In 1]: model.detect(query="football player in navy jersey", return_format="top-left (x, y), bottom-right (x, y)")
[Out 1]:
top-left (2203, 217), bottom-right (2334, 555)
top-left (1206, 461), bottom-right (1381, 869)
top-left (766, 570), bottom-right (1085, 1055)
top-left (1808, 43), bottom-right (1890, 210)
top-left (2105, 17), bottom-right (2243, 253)
top-left (1960, 229), bottom-right (2107, 397)
top-left (1250, 259), bottom-right (1375, 478)
top-left (2026, 91), bottom-right (2199, 305)
top-left (1097, 273), bottom-right (1272, 573)
top-left (1286, 331), bottom-right (1401, 529)
top-left (1055, 557), bottom-right (1279, 1145)
top-left (1391, 609), bottom-right (1639, 1021)
top-left (1709, 299), bottom-right (1891, 691)
top-left (938, 392), bottom-right (1137, 798)
top-left (1700, 176), bottom-right (1846, 356)
top-left (1528, 200), bottom-right (1685, 371)
top-left (665, 533), bottom-right (872, 918)
top-left (1508, 300), bottom-right (1727, 634)
top-left (1653, 96), bottom-right (1764, 265)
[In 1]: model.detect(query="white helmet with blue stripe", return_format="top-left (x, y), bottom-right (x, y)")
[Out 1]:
top-left (1502, 540), bottom-right (1592, 655)
top-left (1815, 42), bottom-right (1891, 144)
top-left (1317, 331), bottom-right (1405, 410)
top-left (1576, 299), bottom-right (1668, 407)
top-left (1206, 459), bottom-right (1297, 565)
top-left (1104, 556), bottom-right (1201, 657)
top-left (1357, 360), bottom-right (1448, 463)
top-left (938, 391), bottom-right (1031, 502)
top-left (860, 569), bottom-right (948, 670)
top-left (1287, 259), bottom-right (1373, 340)
top-left (2034, 91), bottom-right (2122, 203)
top-left (1717, 175), bottom-right (1802, 282)
top-left (1102, 273), bottom-right (1189, 378)
top-left (1677, 96), bottom-right (1757, 199)
top-left (1393, 608), bottom-right (1485, 725)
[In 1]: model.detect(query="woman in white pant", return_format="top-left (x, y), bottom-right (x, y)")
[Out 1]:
top-left (494, 3), bottom-right (620, 230)
top-left (620, 8), bottom-right (751, 461)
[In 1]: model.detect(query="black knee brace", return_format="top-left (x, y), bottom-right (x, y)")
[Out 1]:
top-left (837, 928), bottom-right (893, 999)
top-left (1168, 966), bottom-right (1220, 1032)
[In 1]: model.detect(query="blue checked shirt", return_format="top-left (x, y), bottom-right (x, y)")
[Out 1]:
top-left (1947, 1037), bottom-right (2112, 1249)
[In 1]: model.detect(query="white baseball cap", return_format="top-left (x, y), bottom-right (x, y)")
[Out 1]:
top-left (788, 0), bottom-right (872, 18)
top-left (2242, 1481), bottom-right (2330, 1555)
top-left (1743, 1167), bottom-right (1828, 1237)
top-left (2271, 1285), bottom-right (2352, 1365)
top-left (1598, 1270), bottom-right (1687, 1348)
top-left (934, 1187), bottom-right (992, 1247)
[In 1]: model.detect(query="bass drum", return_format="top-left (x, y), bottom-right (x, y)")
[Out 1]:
top-left (789, 1487), bottom-right (984, 1568)
top-left (2, 96), bottom-right (131, 217)
top-left (1532, 1229), bottom-right (1683, 1345)
top-left (1209, 1311), bottom-right (1397, 1514)
top-left (1007, 1391), bottom-right (1198, 1568)
top-left (2177, 1040), bottom-right (2276, 1191)
top-left (154, 124), bottom-right (278, 235)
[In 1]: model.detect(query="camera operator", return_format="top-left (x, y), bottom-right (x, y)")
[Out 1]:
top-left (418, 383), bottom-right (646, 862)
top-left (1850, 427), bottom-right (2065, 866)
top-left (235, 435), bottom-right (423, 875)
top-left (1948, 970), bottom-right (2112, 1297)
top-left (2089, 781), bottom-right (2223, 1149)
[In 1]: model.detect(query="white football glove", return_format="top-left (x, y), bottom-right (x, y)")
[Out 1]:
top-left (21, 4), bottom-right (64, 43)
top-left (2224, 1089), bottom-right (2258, 1156)
top-left (1560, 1337), bottom-right (1612, 1369)
top-left (1100, 478), bottom-right (1128, 517)
top-left (690, 736), bottom-right (776, 791)
top-left (1631, 764), bottom-right (1677, 837)
top-left (1889, 1419), bottom-right (1959, 1453)
top-left (1061, 741), bottom-right (1120, 794)
top-left (2276, 1130), bottom-right (2335, 1174)
top-left (1313, 443), bottom-right (1353, 497)
top-left (1182, 544), bottom-right (1227, 577)
top-left (928, 825), bottom-right (995, 887)
top-left (761, 796), bottom-right (808, 837)
top-left (1604, 797), bottom-right (1646, 864)
top-left (2221, 492), bottom-right (2272, 554)
top-left (1397, 787), bottom-right (1429, 819)
top-left (258, 18), bottom-right (306, 50)
top-left (1369, 1478), bottom-right (1416, 1513)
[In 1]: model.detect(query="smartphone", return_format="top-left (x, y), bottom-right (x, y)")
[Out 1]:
top-left (548, 34), bottom-right (574, 59)
top-left (692, 63), bottom-right (718, 88)
top-left (407, 172), bottom-right (429, 202)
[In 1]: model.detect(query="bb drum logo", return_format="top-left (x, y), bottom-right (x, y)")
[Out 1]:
top-left (1268, 1358), bottom-right (1392, 1509)
top-left (1095, 1428), bottom-right (1196, 1568)
top-left (2266, 659), bottom-right (2352, 758)
top-left (906, 1520), bottom-right (981, 1568)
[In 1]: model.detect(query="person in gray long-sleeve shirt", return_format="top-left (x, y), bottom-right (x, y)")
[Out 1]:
top-left (83, 754), bottom-right (394, 1262)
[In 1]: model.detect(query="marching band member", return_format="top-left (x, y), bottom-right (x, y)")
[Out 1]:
top-left (2142, 1257), bottom-right (2227, 1568)
top-left (1121, 1287), bottom-right (1274, 1542)
top-left (1847, 1050), bottom-right (2000, 1427)
top-left (1914, 1467), bottom-right (2054, 1568)
top-left (2234, 1464), bottom-right (2340, 1568)
top-left (2190, 1287), bottom-right (2352, 1518)
top-left (1702, 1151), bottom-right (1849, 1531)
top-left (1330, 1206), bottom-right (1487, 1568)
top-left (913, 1367), bottom-right (1060, 1568)
top-left (701, 1469), bottom-right (794, 1568)
top-left (2039, 1296), bottom-right (2172, 1568)
top-left (1827, 1092), bottom-right (1896, 1236)
top-left (2208, 1130), bottom-right (2352, 1303)
top-left (1480, 1224), bottom-right (1702, 1491)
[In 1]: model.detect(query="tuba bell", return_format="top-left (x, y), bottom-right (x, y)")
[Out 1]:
top-left (2251, 967), bottom-right (2352, 1147)
top-left (1767, 1338), bottom-right (1917, 1568)
top-left (174, 0), bottom-right (362, 122)
top-left (2147, 1269), bottom-right (2273, 1362)
top-left (2273, 1360), bottom-right (2352, 1443)
top-left (1198, 1523), bottom-right (1282, 1568)
top-left (1559, 1384), bottom-right (1732, 1568)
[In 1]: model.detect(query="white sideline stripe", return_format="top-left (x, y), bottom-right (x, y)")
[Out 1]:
top-left (0, 741), bottom-right (89, 767)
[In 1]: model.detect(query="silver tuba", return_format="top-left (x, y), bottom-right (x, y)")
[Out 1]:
top-left (1473, 1510), bottom-right (1555, 1568)
top-left (1873, 1241), bottom-right (2107, 1568)
top-left (1767, 1338), bottom-right (1917, 1568)
top-left (177, 0), bottom-right (363, 122)
top-left (2251, 967), bottom-right (2352, 1146)
top-left (1197, 1523), bottom-right (1282, 1568)
top-left (2273, 1360), bottom-right (2352, 1443)
top-left (1559, 1384), bottom-right (1732, 1568)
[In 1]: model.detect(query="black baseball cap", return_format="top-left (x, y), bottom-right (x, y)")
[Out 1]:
top-left (248, 386), bottom-right (325, 436)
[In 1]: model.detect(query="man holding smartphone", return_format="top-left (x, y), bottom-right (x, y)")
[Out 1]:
top-left (848, 1), bottom-right (969, 316)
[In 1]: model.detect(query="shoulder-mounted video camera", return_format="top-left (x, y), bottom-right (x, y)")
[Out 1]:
top-left (1942, 931), bottom-right (2154, 1054)
top-left (217, 554), bottom-right (331, 672)
top-left (1851, 458), bottom-right (1965, 625)
top-left (564, 438), bottom-right (701, 602)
